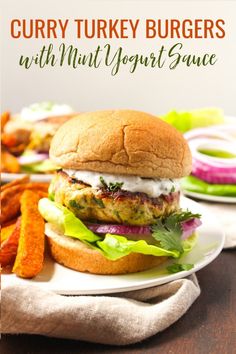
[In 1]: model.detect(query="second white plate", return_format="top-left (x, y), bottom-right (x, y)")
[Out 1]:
top-left (1, 172), bottom-right (53, 183)
top-left (184, 190), bottom-right (236, 204)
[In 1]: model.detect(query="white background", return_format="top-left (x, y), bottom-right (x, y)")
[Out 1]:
top-left (1, 0), bottom-right (236, 116)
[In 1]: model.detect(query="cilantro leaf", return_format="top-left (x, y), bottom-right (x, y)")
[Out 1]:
top-left (99, 176), bottom-right (108, 188)
top-left (173, 210), bottom-right (201, 222)
top-left (151, 215), bottom-right (184, 254)
top-left (167, 263), bottom-right (194, 273)
top-left (108, 182), bottom-right (124, 192)
top-left (151, 210), bottom-right (201, 255)
top-left (99, 176), bottom-right (124, 192)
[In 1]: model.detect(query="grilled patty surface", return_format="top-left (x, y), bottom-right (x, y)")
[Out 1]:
top-left (50, 171), bottom-right (180, 226)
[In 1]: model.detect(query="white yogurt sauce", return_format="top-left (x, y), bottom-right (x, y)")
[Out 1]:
top-left (64, 169), bottom-right (180, 198)
top-left (20, 102), bottom-right (73, 122)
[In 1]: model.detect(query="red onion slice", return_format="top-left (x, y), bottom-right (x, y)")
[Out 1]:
top-left (181, 218), bottom-right (202, 240)
top-left (192, 158), bottom-right (236, 184)
top-left (18, 153), bottom-right (49, 165)
top-left (186, 137), bottom-right (236, 184)
top-left (184, 125), bottom-right (236, 143)
top-left (86, 218), bottom-right (202, 240)
top-left (86, 223), bottom-right (151, 236)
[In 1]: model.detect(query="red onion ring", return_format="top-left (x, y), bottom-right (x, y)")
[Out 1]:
top-left (192, 158), bottom-right (236, 184)
top-left (18, 153), bottom-right (49, 165)
top-left (184, 125), bottom-right (236, 143)
top-left (86, 218), bottom-right (202, 240)
top-left (86, 223), bottom-right (151, 236)
top-left (186, 137), bottom-right (236, 184)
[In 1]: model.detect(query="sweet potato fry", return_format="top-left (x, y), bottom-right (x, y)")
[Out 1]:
top-left (37, 191), bottom-right (48, 199)
top-left (1, 175), bottom-right (29, 192)
top-left (1, 218), bottom-right (21, 267)
top-left (1, 221), bottom-right (16, 243)
top-left (1, 150), bottom-right (20, 173)
top-left (1, 132), bottom-right (18, 147)
top-left (1, 182), bottom-right (49, 224)
top-left (1, 111), bottom-right (10, 132)
top-left (13, 190), bottom-right (45, 278)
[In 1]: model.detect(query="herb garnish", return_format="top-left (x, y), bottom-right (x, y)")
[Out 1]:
top-left (151, 210), bottom-right (201, 254)
top-left (167, 263), bottom-right (194, 273)
top-left (170, 185), bottom-right (175, 193)
top-left (109, 182), bottom-right (124, 192)
top-left (99, 176), bottom-right (107, 188)
top-left (152, 215), bottom-right (184, 253)
top-left (172, 210), bottom-right (201, 222)
top-left (99, 176), bottom-right (124, 192)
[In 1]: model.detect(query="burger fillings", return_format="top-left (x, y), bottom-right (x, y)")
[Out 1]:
top-left (38, 110), bottom-right (202, 274)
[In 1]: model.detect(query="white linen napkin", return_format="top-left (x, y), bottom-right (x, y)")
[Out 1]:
top-left (1, 275), bottom-right (200, 345)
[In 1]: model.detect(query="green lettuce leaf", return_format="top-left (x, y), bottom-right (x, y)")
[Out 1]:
top-left (182, 233), bottom-right (197, 254)
top-left (97, 233), bottom-right (197, 261)
top-left (38, 198), bottom-right (100, 242)
top-left (38, 199), bottom-right (198, 261)
top-left (182, 176), bottom-right (236, 197)
top-left (162, 108), bottom-right (224, 133)
top-left (97, 234), bottom-right (180, 260)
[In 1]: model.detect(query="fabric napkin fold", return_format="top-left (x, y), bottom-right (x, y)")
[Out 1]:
top-left (1, 274), bottom-right (200, 345)
top-left (200, 202), bottom-right (236, 249)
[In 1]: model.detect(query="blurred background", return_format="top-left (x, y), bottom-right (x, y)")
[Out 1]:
top-left (1, 0), bottom-right (236, 116)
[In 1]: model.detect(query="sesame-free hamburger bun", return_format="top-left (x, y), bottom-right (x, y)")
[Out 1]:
top-left (50, 110), bottom-right (192, 178)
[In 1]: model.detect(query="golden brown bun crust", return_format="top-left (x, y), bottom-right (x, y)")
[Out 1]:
top-left (46, 225), bottom-right (167, 275)
top-left (50, 110), bottom-right (192, 178)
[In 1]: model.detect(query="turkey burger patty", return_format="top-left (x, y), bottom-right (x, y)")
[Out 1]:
top-left (49, 170), bottom-right (180, 226)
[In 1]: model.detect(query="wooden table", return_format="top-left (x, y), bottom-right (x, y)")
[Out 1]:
top-left (1, 250), bottom-right (235, 354)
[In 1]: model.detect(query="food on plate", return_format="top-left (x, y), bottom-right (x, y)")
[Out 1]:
top-left (1, 221), bottom-right (17, 243)
top-left (1, 149), bottom-right (20, 173)
top-left (1, 179), bottom-right (49, 224)
top-left (1, 178), bottom-right (48, 276)
top-left (1, 218), bottom-right (21, 267)
top-left (1, 111), bottom-right (10, 131)
top-left (13, 190), bottom-right (45, 278)
top-left (39, 110), bottom-right (202, 275)
top-left (182, 125), bottom-right (236, 197)
top-left (1, 102), bottom-right (78, 174)
top-left (181, 175), bottom-right (236, 197)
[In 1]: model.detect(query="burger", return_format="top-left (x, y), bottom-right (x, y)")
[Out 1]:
top-left (39, 110), bottom-right (202, 274)
top-left (1, 102), bottom-right (77, 173)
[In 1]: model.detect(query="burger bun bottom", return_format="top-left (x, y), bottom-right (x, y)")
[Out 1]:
top-left (45, 223), bottom-right (167, 275)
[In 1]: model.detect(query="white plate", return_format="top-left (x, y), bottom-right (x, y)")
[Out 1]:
top-left (183, 190), bottom-right (236, 204)
top-left (1, 172), bottom-right (53, 183)
top-left (2, 197), bottom-right (225, 295)
top-left (183, 117), bottom-right (236, 203)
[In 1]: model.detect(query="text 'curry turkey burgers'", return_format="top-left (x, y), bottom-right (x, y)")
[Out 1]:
top-left (39, 110), bottom-right (202, 274)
